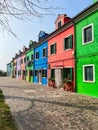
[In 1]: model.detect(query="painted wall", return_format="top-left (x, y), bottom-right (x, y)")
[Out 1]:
top-left (16, 56), bottom-right (21, 79)
top-left (26, 48), bottom-right (34, 82)
top-left (48, 25), bottom-right (75, 87)
top-left (34, 41), bottom-right (48, 85)
top-left (76, 10), bottom-right (98, 97)
top-left (20, 53), bottom-right (26, 80)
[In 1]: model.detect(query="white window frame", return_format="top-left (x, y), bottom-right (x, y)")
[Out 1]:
top-left (83, 64), bottom-right (95, 83)
top-left (43, 47), bottom-right (47, 58)
top-left (50, 43), bottom-right (56, 55)
top-left (82, 23), bottom-right (94, 45)
top-left (35, 51), bottom-right (39, 60)
top-left (64, 34), bottom-right (73, 51)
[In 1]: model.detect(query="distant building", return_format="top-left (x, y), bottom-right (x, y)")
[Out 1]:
top-left (6, 63), bottom-right (11, 76)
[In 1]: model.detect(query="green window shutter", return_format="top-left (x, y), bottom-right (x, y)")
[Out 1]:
top-left (64, 38), bottom-right (67, 50)
top-left (70, 35), bottom-right (73, 48)
top-left (62, 68), bottom-right (66, 79)
top-left (70, 68), bottom-right (73, 81)
top-left (50, 45), bottom-right (52, 54)
top-left (54, 43), bottom-right (56, 54)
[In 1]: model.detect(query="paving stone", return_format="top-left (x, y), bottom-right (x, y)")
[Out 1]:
top-left (0, 77), bottom-right (98, 130)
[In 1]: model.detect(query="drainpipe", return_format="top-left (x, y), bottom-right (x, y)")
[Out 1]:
top-left (73, 21), bottom-right (77, 93)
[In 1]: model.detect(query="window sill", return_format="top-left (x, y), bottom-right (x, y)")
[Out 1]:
top-left (82, 40), bottom-right (94, 45)
top-left (83, 80), bottom-right (95, 83)
top-left (64, 48), bottom-right (72, 52)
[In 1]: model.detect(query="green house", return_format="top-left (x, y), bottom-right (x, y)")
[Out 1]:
top-left (25, 40), bottom-right (35, 82)
top-left (74, 2), bottom-right (98, 97)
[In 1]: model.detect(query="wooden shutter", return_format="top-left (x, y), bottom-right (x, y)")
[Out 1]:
top-left (64, 38), bottom-right (67, 50)
top-left (62, 68), bottom-right (66, 79)
top-left (70, 35), bottom-right (73, 48)
top-left (54, 43), bottom-right (56, 54)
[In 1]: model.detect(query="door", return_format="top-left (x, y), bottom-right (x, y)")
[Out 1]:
top-left (55, 68), bottom-right (62, 87)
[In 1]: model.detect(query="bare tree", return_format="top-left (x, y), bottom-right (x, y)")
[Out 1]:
top-left (0, 0), bottom-right (57, 36)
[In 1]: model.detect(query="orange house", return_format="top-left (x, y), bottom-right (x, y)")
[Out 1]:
top-left (48, 14), bottom-right (75, 89)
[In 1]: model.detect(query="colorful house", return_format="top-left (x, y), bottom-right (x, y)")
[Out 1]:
top-left (34, 31), bottom-right (48, 85)
top-left (16, 51), bottom-right (22, 79)
top-left (48, 14), bottom-right (75, 89)
top-left (25, 40), bottom-right (35, 82)
top-left (20, 46), bottom-right (28, 80)
top-left (12, 55), bottom-right (17, 78)
top-left (6, 62), bottom-right (11, 76)
top-left (74, 2), bottom-right (98, 97)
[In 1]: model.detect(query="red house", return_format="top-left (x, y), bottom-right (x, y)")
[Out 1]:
top-left (48, 14), bottom-right (75, 90)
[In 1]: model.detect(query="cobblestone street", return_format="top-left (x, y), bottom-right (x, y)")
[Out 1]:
top-left (0, 77), bottom-right (98, 130)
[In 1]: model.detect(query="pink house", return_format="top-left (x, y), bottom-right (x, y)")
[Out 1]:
top-left (48, 14), bottom-right (75, 89)
top-left (20, 46), bottom-right (28, 80)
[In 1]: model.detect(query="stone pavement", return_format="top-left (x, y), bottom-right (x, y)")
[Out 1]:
top-left (0, 77), bottom-right (98, 130)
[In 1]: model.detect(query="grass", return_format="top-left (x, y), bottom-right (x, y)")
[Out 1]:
top-left (0, 89), bottom-right (17, 130)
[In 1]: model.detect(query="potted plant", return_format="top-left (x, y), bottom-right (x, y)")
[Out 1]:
top-left (62, 79), bottom-right (73, 91)
top-left (48, 77), bottom-right (55, 87)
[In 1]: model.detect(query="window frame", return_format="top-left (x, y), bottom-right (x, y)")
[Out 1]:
top-left (82, 23), bottom-right (94, 45)
top-left (83, 64), bottom-right (95, 83)
top-left (63, 67), bottom-right (73, 81)
top-left (42, 47), bottom-right (47, 58)
top-left (51, 69), bottom-right (55, 78)
top-left (27, 56), bottom-right (29, 62)
top-left (42, 69), bottom-right (47, 78)
top-left (50, 43), bottom-right (56, 55)
top-left (31, 54), bottom-right (34, 60)
top-left (35, 51), bottom-right (39, 60)
top-left (58, 20), bottom-right (62, 28)
top-left (64, 34), bottom-right (73, 51)
top-left (35, 70), bottom-right (38, 76)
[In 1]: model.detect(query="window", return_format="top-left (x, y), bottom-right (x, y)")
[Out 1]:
top-left (21, 59), bottom-right (23, 64)
top-left (83, 65), bottom-right (95, 82)
top-left (35, 52), bottom-right (39, 59)
top-left (30, 70), bottom-right (33, 76)
top-left (24, 58), bottom-right (26, 63)
top-left (35, 70), bottom-right (38, 76)
top-left (64, 35), bottom-right (73, 50)
top-left (27, 56), bottom-right (29, 62)
top-left (58, 21), bottom-right (62, 28)
top-left (63, 68), bottom-right (73, 81)
top-left (23, 70), bottom-right (25, 75)
top-left (50, 43), bottom-right (56, 55)
top-left (82, 24), bottom-right (93, 44)
top-left (51, 69), bottom-right (55, 78)
top-left (31, 54), bottom-right (34, 60)
top-left (42, 69), bottom-right (47, 77)
top-left (43, 48), bottom-right (47, 57)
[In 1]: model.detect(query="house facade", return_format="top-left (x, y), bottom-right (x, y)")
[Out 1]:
top-left (75, 2), bottom-right (98, 97)
top-left (16, 51), bottom-right (21, 79)
top-left (25, 41), bottom-right (35, 82)
top-left (48, 15), bottom-right (75, 89)
top-left (20, 46), bottom-right (28, 80)
top-left (34, 31), bottom-right (48, 85)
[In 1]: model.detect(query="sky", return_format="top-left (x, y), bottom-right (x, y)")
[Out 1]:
top-left (0, 0), bottom-right (94, 71)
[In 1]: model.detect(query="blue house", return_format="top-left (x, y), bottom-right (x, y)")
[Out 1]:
top-left (34, 31), bottom-right (48, 85)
